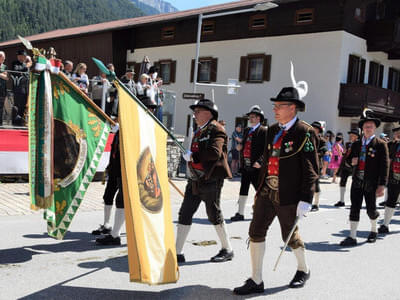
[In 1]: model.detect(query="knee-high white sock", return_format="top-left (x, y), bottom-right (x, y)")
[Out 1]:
top-left (384, 207), bottom-right (396, 227)
top-left (103, 205), bottom-right (113, 229)
top-left (250, 241), bottom-right (265, 285)
top-left (292, 247), bottom-right (309, 273)
top-left (350, 221), bottom-right (358, 239)
top-left (214, 223), bottom-right (232, 252)
top-left (313, 192), bottom-right (320, 206)
top-left (340, 187), bottom-right (346, 203)
top-left (237, 195), bottom-right (248, 215)
top-left (370, 218), bottom-right (377, 233)
top-left (111, 208), bottom-right (125, 238)
top-left (175, 224), bottom-right (191, 255)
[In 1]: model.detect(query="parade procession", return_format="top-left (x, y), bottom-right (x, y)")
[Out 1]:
top-left (1, 0), bottom-right (400, 299)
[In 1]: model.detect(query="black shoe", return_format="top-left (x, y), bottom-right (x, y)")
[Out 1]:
top-left (379, 201), bottom-right (386, 207)
top-left (210, 249), bottom-right (234, 262)
top-left (230, 213), bottom-right (244, 221)
top-left (289, 270), bottom-right (310, 288)
top-left (96, 234), bottom-right (121, 245)
top-left (334, 201), bottom-right (345, 207)
top-left (311, 205), bottom-right (319, 212)
top-left (340, 237), bottom-right (357, 246)
top-left (92, 225), bottom-right (112, 235)
top-left (233, 278), bottom-right (264, 295)
top-left (177, 254), bottom-right (186, 263)
top-left (367, 232), bottom-right (377, 243)
top-left (378, 225), bottom-right (389, 234)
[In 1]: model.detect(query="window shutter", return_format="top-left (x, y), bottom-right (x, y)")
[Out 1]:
top-left (210, 58), bottom-right (218, 82)
top-left (134, 62), bottom-right (141, 82)
top-left (388, 67), bottom-right (394, 90)
top-left (358, 59), bottom-right (366, 84)
top-left (263, 54), bottom-right (272, 81)
top-left (239, 56), bottom-right (247, 81)
top-left (368, 61), bottom-right (377, 85)
top-left (190, 59), bottom-right (195, 83)
top-left (378, 65), bottom-right (384, 87)
top-left (170, 60), bottom-right (176, 83)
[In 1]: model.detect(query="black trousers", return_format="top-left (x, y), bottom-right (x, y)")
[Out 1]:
top-left (13, 92), bottom-right (27, 119)
top-left (386, 181), bottom-right (400, 208)
top-left (103, 176), bottom-right (124, 208)
top-left (178, 178), bottom-right (224, 225)
top-left (350, 179), bottom-right (379, 221)
top-left (340, 169), bottom-right (352, 187)
top-left (239, 167), bottom-right (260, 196)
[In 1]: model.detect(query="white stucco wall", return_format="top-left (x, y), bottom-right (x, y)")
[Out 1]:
top-left (128, 30), bottom-right (400, 140)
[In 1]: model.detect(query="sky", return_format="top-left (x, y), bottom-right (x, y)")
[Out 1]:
top-left (167, 0), bottom-right (234, 11)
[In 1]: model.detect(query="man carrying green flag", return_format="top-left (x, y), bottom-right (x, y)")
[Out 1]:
top-left (29, 54), bottom-right (115, 240)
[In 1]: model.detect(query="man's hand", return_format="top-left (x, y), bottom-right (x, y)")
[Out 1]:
top-left (296, 201), bottom-right (312, 219)
top-left (376, 185), bottom-right (385, 197)
top-left (351, 157), bottom-right (358, 166)
top-left (253, 162), bottom-right (261, 169)
top-left (182, 150), bottom-right (192, 162)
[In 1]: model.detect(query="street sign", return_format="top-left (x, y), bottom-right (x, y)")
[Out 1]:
top-left (182, 93), bottom-right (204, 100)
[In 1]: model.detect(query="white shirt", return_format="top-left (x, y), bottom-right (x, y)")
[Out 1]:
top-left (362, 135), bottom-right (375, 146)
top-left (280, 116), bottom-right (298, 131)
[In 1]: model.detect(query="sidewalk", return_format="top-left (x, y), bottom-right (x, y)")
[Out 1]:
top-left (0, 177), bottom-right (245, 216)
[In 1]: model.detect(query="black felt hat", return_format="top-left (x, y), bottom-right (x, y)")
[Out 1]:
top-left (246, 105), bottom-right (265, 122)
top-left (392, 126), bottom-right (400, 133)
top-left (358, 109), bottom-right (381, 129)
top-left (16, 49), bottom-right (27, 56)
top-left (311, 121), bottom-right (323, 133)
top-left (347, 128), bottom-right (360, 137)
top-left (270, 87), bottom-right (305, 112)
top-left (190, 99), bottom-right (218, 120)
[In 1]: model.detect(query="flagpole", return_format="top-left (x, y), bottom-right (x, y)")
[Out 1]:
top-left (91, 57), bottom-right (185, 153)
top-left (58, 72), bottom-right (116, 126)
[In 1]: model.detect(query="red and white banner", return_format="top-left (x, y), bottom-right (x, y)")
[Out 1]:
top-left (0, 129), bottom-right (114, 174)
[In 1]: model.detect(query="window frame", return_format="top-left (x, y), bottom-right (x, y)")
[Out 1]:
top-left (295, 8), bottom-right (315, 25)
top-left (388, 67), bottom-right (400, 92)
top-left (161, 26), bottom-right (175, 40)
top-left (249, 14), bottom-right (267, 31)
top-left (347, 54), bottom-right (366, 84)
top-left (190, 57), bottom-right (218, 83)
top-left (201, 20), bottom-right (215, 36)
top-left (239, 53), bottom-right (271, 83)
top-left (368, 61), bottom-right (384, 88)
top-left (153, 59), bottom-right (176, 85)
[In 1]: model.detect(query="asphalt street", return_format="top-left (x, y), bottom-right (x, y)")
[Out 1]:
top-left (1, 178), bottom-right (399, 299)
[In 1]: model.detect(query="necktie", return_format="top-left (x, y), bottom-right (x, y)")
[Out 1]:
top-left (273, 126), bottom-right (285, 144)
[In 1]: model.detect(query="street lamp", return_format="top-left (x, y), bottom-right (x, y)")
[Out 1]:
top-left (192, 2), bottom-right (279, 92)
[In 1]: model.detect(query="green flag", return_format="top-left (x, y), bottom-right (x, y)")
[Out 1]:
top-left (29, 61), bottom-right (113, 240)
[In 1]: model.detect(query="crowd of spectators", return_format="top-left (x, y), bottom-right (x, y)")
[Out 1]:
top-left (0, 51), bottom-right (165, 126)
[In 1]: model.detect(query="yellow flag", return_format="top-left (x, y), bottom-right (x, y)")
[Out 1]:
top-left (116, 81), bottom-right (179, 284)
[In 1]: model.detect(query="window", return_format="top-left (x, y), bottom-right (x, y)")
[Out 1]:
top-left (249, 14), bottom-right (267, 30)
top-left (368, 61), bottom-right (384, 87)
top-left (161, 26), bottom-right (175, 40)
top-left (347, 55), bottom-right (366, 84)
top-left (190, 57), bottom-right (218, 83)
top-left (154, 60), bottom-right (176, 84)
top-left (295, 8), bottom-right (314, 25)
top-left (239, 54), bottom-right (271, 83)
top-left (388, 67), bottom-right (400, 92)
top-left (202, 20), bottom-right (215, 35)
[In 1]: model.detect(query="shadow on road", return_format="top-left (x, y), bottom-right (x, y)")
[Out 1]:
top-left (0, 231), bottom-right (123, 265)
top-left (20, 282), bottom-right (237, 300)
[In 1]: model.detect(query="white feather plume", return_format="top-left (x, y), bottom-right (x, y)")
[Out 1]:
top-left (362, 108), bottom-right (373, 118)
top-left (290, 61), bottom-right (308, 100)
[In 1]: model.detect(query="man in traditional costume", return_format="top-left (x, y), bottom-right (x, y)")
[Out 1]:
top-left (340, 109), bottom-right (389, 246)
top-left (231, 105), bottom-right (267, 221)
top-left (176, 99), bottom-right (233, 263)
top-left (234, 63), bottom-right (318, 295)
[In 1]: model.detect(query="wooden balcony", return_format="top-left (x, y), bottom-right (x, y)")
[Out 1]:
top-left (338, 83), bottom-right (400, 122)
top-left (366, 18), bottom-right (400, 58)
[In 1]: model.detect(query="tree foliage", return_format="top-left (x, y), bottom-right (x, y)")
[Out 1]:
top-left (0, 0), bottom-right (144, 42)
